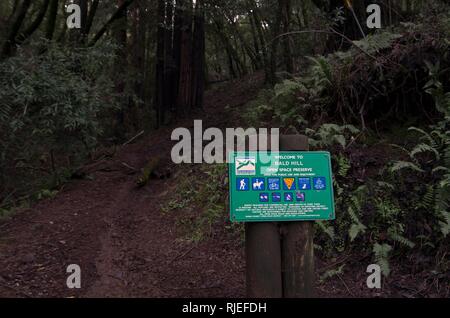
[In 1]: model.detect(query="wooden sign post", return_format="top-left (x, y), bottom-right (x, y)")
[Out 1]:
top-left (279, 135), bottom-right (314, 298)
top-left (230, 135), bottom-right (334, 297)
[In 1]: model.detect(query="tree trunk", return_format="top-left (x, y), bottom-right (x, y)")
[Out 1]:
top-left (176, 0), bottom-right (194, 115)
top-left (16, 0), bottom-right (51, 45)
top-left (155, 0), bottom-right (166, 126)
top-left (248, 10), bottom-right (262, 69)
top-left (280, 0), bottom-right (294, 73)
top-left (85, 0), bottom-right (100, 38)
top-left (164, 0), bottom-right (175, 116)
top-left (191, 0), bottom-right (205, 109)
top-left (1, 0), bottom-right (32, 59)
top-left (172, 0), bottom-right (183, 115)
top-left (45, 0), bottom-right (59, 40)
top-left (268, 0), bottom-right (283, 84)
top-left (250, 1), bottom-right (270, 81)
top-left (114, 0), bottom-right (129, 133)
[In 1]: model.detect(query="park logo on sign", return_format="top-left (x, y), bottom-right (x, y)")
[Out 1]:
top-left (235, 157), bottom-right (256, 175)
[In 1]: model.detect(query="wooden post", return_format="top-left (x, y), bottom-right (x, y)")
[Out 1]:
top-left (245, 133), bottom-right (282, 298)
top-left (280, 135), bottom-right (315, 297)
top-left (245, 223), bottom-right (282, 297)
top-left (245, 134), bottom-right (314, 298)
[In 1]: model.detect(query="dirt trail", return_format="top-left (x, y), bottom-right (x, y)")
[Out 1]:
top-left (0, 73), bottom-right (264, 298)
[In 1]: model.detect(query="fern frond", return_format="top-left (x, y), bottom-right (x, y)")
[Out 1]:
top-left (336, 154), bottom-right (351, 177)
top-left (317, 221), bottom-right (335, 240)
top-left (390, 161), bottom-right (424, 173)
top-left (373, 243), bottom-right (392, 277)
top-left (388, 230), bottom-right (415, 248)
top-left (353, 32), bottom-right (402, 54)
top-left (349, 222), bottom-right (366, 241)
top-left (410, 143), bottom-right (440, 161)
top-left (438, 212), bottom-right (450, 237)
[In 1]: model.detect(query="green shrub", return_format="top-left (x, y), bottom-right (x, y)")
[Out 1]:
top-left (0, 40), bottom-right (119, 199)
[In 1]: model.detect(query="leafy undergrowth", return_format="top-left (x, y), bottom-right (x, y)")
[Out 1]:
top-left (160, 164), bottom-right (244, 243)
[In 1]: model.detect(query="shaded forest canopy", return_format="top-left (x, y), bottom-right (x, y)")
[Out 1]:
top-left (0, 0), bottom-right (449, 296)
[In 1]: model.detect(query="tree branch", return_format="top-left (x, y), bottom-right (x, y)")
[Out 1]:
top-left (88, 0), bottom-right (135, 46)
top-left (16, 0), bottom-right (51, 45)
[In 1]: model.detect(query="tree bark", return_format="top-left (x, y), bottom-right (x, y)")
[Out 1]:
top-left (89, 0), bottom-right (135, 46)
top-left (114, 0), bottom-right (129, 132)
top-left (85, 0), bottom-right (100, 38)
top-left (155, 0), bottom-right (166, 126)
top-left (191, 0), bottom-right (205, 109)
top-left (268, 0), bottom-right (283, 84)
top-left (1, 0), bottom-right (32, 59)
top-left (176, 0), bottom-right (194, 115)
top-left (45, 0), bottom-right (59, 40)
top-left (280, 0), bottom-right (294, 73)
top-left (16, 0), bottom-right (51, 45)
top-left (248, 10), bottom-right (262, 69)
top-left (164, 0), bottom-right (175, 115)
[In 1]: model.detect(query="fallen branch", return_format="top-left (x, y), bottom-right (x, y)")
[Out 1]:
top-left (169, 245), bottom-right (196, 265)
top-left (123, 130), bottom-right (144, 146)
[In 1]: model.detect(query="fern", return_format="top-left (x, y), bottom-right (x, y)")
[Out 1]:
top-left (347, 188), bottom-right (367, 241)
top-left (390, 161), bottom-right (424, 173)
top-left (438, 212), bottom-right (450, 237)
top-left (317, 221), bottom-right (335, 240)
top-left (373, 243), bottom-right (392, 277)
top-left (307, 56), bottom-right (333, 87)
top-left (353, 32), bottom-right (402, 55)
top-left (388, 227), bottom-right (415, 248)
top-left (274, 79), bottom-right (303, 98)
top-left (336, 154), bottom-right (351, 177)
top-left (410, 143), bottom-right (440, 161)
top-left (307, 123), bottom-right (360, 149)
top-left (349, 223), bottom-right (366, 242)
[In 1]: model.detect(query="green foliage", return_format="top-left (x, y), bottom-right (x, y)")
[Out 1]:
top-left (0, 41), bottom-right (119, 197)
top-left (319, 264), bottom-right (345, 283)
top-left (373, 243), bottom-right (392, 277)
top-left (306, 124), bottom-right (359, 149)
top-left (389, 72), bottom-right (450, 239)
top-left (35, 189), bottom-right (58, 200)
top-left (353, 32), bottom-right (403, 55)
top-left (161, 164), bottom-right (236, 242)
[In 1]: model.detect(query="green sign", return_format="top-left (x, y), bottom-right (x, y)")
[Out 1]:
top-left (229, 151), bottom-right (335, 222)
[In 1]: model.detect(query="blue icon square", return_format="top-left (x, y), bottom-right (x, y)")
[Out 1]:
top-left (237, 178), bottom-right (249, 191)
top-left (284, 193), bottom-right (294, 202)
top-left (259, 193), bottom-right (269, 202)
top-left (298, 178), bottom-right (311, 190)
top-left (268, 178), bottom-right (280, 191)
top-left (283, 178), bottom-right (296, 190)
top-left (252, 178), bottom-right (266, 191)
top-left (296, 192), bottom-right (306, 202)
top-left (313, 177), bottom-right (326, 190)
top-left (272, 193), bottom-right (281, 202)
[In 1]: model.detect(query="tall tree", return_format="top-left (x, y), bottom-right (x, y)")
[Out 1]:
top-left (0, 0), bottom-right (32, 59)
top-left (280, 0), bottom-right (293, 73)
top-left (45, 0), bottom-right (59, 40)
top-left (176, 0), bottom-right (194, 114)
top-left (155, 0), bottom-right (166, 126)
top-left (191, 0), bottom-right (206, 109)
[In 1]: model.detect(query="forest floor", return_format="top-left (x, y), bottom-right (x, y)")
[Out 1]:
top-left (0, 72), bottom-right (433, 298)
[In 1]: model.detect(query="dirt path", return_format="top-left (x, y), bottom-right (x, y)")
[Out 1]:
top-left (0, 73), bottom-right (264, 298)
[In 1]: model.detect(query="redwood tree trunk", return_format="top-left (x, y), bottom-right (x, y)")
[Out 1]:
top-left (191, 0), bottom-right (205, 109)
top-left (155, 0), bottom-right (166, 126)
top-left (176, 0), bottom-right (193, 115)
